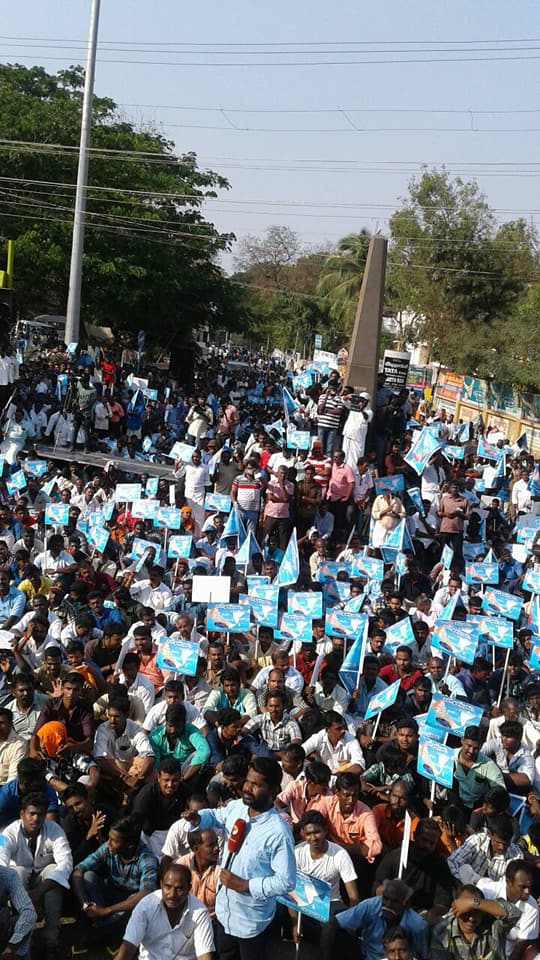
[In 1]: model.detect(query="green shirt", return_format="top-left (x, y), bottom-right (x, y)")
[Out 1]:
top-left (149, 721), bottom-right (210, 768)
top-left (453, 748), bottom-right (506, 808)
top-left (432, 899), bottom-right (520, 960)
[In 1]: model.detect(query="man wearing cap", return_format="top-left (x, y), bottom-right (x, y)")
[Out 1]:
top-left (342, 392), bottom-right (373, 468)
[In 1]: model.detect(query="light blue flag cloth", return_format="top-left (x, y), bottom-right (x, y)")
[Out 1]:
top-left (438, 592), bottom-right (467, 621)
top-left (274, 528), bottom-right (300, 587)
top-left (338, 623), bottom-right (368, 695)
top-left (482, 588), bottom-right (523, 622)
top-left (87, 525), bottom-right (110, 554)
top-left (364, 678), bottom-right (401, 721)
top-left (235, 531), bottom-right (261, 566)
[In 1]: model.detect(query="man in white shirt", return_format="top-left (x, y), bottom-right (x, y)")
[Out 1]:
top-left (421, 457), bottom-right (447, 505)
top-left (94, 698), bottom-right (154, 803)
top-left (118, 653), bottom-right (155, 714)
top-left (250, 650), bottom-right (304, 696)
top-left (292, 809), bottom-right (359, 955)
top-left (0, 792), bottom-right (73, 954)
top-left (425, 657), bottom-right (467, 699)
top-left (302, 711), bottom-right (365, 776)
top-left (114, 862), bottom-right (214, 960)
top-left (143, 679), bottom-right (206, 733)
top-left (512, 470), bottom-right (532, 516)
top-left (478, 859), bottom-right (539, 957)
top-left (127, 566), bottom-right (173, 611)
top-left (0, 708), bottom-right (27, 784)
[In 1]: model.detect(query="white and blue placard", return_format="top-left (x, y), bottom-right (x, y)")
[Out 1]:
top-left (325, 610), bottom-right (367, 639)
top-left (113, 483), bottom-right (142, 502)
top-left (168, 441), bottom-right (196, 463)
top-left (288, 592), bottom-right (323, 619)
top-left (154, 506), bottom-right (182, 530)
top-left (432, 622), bottom-right (478, 664)
top-left (207, 604), bottom-right (251, 633)
top-left (425, 693), bottom-right (484, 736)
top-left (465, 562), bottom-right (499, 585)
top-left (373, 474), bottom-right (405, 495)
top-left (384, 617), bottom-right (416, 655)
top-left (276, 613), bottom-right (313, 643)
top-left (482, 588), bottom-right (523, 622)
top-left (277, 871), bottom-right (331, 923)
top-left (364, 679), bottom-right (401, 721)
top-left (468, 615), bottom-right (513, 650)
top-left (417, 737), bottom-right (455, 788)
top-left (168, 536), bottom-right (193, 559)
top-left (351, 555), bottom-right (384, 581)
top-left (204, 493), bottom-right (232, 514)
top-left (44, 503), bottom-right (70, 525)
top-left (156, 639), bottom-right (199, 676)
top-left (87, 525), bottom-right (110, 554)
top-left (22, 459), bottom-right (47, 477)
top-left (239, 595), bottom-right (279, 628)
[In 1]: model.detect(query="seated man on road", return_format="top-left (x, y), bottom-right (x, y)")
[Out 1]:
top-left (94, 696), bottom-right (154, 806)
top-left (177, 828), bottom-right (220, 918)
top-left (0, 791), bottom-right (73, 958)
top-left (0, 758), bottom-right (59, 828)
top-left (0, 864), bottom-right (37, 958)
top-left (289, 809), bottom-right (359, 959)
top-left (131, 757), bottom-right (188, 859)
top-left (149, 704), bottom-right (210, 791)
top-left (302, 711), bottom-right (364, 777)
top-left (71, 815), bottom-right (158, 948)
top-left (114, 862), bottom-right (214, 960)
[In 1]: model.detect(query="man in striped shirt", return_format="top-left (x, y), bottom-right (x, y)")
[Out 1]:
top-left (230, 461), bottom-right (266, 535)
top-left (317, 386), bottom-right (348, 457)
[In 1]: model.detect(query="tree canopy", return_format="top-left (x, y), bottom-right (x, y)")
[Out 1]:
top-left (0, 63), bottom-right (244, 346)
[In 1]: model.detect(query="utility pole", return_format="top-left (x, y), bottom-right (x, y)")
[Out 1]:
top-left (65, 0), bottom-right (101, 346)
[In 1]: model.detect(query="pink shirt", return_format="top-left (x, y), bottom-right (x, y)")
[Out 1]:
top-left (327, 463), bottom-right (355, 502)
top-left (265, 478), bottom-right (294, 519)
top-left (276, 778), bottom-right (331, 825)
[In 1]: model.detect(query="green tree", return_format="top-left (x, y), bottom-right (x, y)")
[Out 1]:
top-left (0, 63), bottom-right (241, 345)
top-left (316, 229), bottom-right (371, 332)
top-left (388, 169), bottom-right (538, 367)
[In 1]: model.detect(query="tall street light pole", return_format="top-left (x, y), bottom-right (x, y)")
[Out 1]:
top-left (65, 0), bottom-right (101, 347)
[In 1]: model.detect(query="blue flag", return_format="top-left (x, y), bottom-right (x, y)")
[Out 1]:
top-left (283, 387), bottom-right (299, 421)
top-left (274, 528), bottom-right (300, 587)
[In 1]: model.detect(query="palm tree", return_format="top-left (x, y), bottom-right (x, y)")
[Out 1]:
top-left (316, 230), bottom-right (371, 332)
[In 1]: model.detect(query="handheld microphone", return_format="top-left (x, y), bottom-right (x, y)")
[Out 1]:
top-left (223, 818), bottom-right (248, 871)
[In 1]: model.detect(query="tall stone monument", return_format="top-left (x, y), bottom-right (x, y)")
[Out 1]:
top-left (344, 235), bottom-right (387, 403)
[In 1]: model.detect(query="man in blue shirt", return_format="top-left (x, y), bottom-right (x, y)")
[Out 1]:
top-left (185, 756), bottom-right (295, 959)
top-left (0, 571), bottom-right (25, 632)
top-left (335, 878), bottom-right (429, 960)
top-left (0, 757), bottom-right (59, 828)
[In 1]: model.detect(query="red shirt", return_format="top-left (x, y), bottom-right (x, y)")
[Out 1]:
top-left (379, 664), bottom-right (422, 692)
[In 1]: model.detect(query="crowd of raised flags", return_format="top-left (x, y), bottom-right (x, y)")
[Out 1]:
top-left (0, 344), bottom-right (539, 958)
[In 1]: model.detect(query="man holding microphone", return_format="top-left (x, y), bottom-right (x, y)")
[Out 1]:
top-left (184, 756), bottom-right (296, 960)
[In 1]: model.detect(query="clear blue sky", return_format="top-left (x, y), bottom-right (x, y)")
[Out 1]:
top-left (3, 0), bottom-right (540, 263)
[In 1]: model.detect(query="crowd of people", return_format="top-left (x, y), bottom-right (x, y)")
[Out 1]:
top-left (0, 339), bottom-right (538, 960)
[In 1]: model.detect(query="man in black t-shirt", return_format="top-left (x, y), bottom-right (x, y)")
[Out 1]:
top-left (130, 757), bottom-right (187, 859)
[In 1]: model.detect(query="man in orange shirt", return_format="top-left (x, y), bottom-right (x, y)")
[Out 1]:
top-left (133, 627), bottom-right (165, 695)
top-left (372, 779), bottom-right (419, 854)
top-left (316, 771), bottom-right (382, 878)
